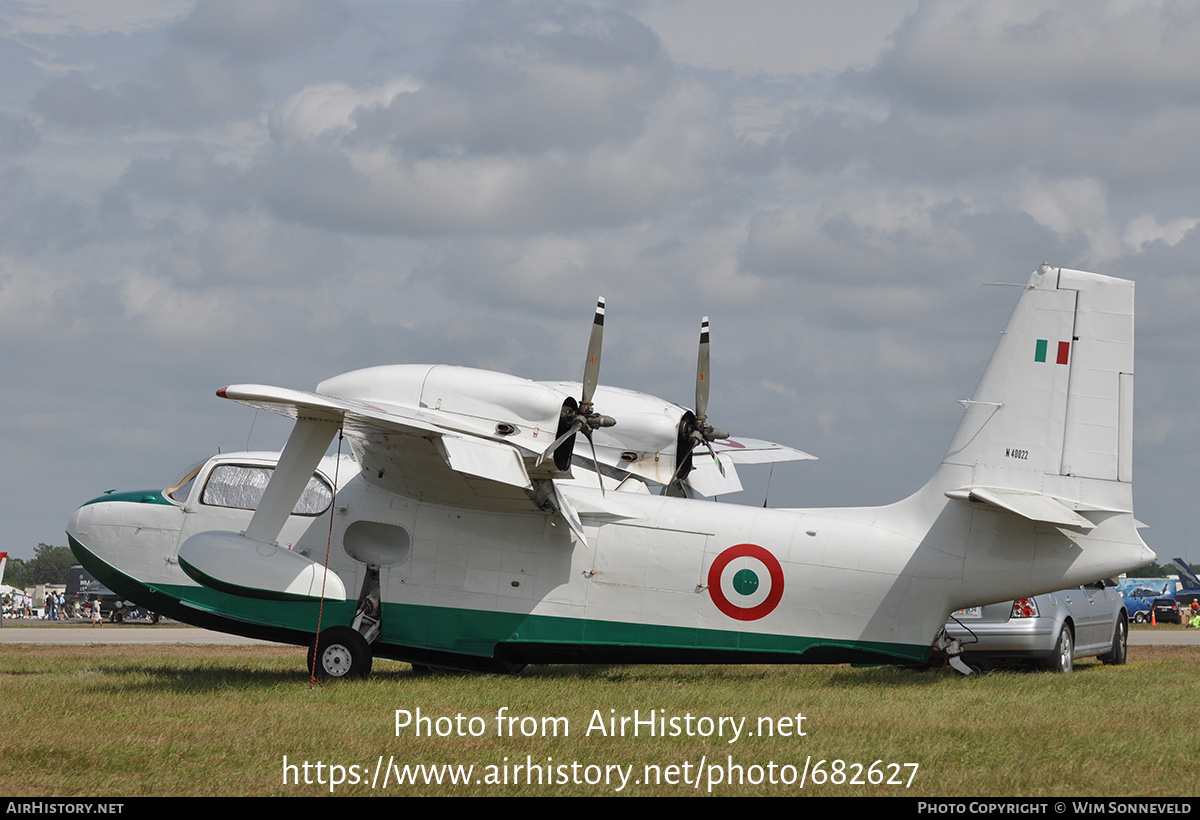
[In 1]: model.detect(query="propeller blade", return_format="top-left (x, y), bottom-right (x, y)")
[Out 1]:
top-left (536, 419), bottom-right (582, 467)
top-left (581, 297), bottom-right (605, 408)
top-left (704, 439), bottom-right (725, 477)
top-left (669, 314), bottom-right (729, 493)
top-left (696, 316), bottom-right (710, 421)
top-left (584, 429), bottom-right (606, 497)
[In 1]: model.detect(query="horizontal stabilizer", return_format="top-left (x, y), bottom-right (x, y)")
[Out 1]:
top-left (712, 438), bottom-right (816, 464)
top-left (945, 486), bottom-right (1094, 529)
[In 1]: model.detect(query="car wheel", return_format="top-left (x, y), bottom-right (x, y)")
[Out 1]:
top-left (1100, 615), bottom-right (1128, 665)
top-left (1044, 626), bottom-right (1074, 673)
top-left (308, 626), bottom-right (373, 681)
top-left (1134, 611), bottom-right (1147, 624)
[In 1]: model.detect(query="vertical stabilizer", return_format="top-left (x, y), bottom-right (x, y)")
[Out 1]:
top-left (1172, 558), bottom-right (1200, 592)
top-left (937, 264), bottom-right (1135, 516)
top-left (930, 264), bottom-right (1151, 603)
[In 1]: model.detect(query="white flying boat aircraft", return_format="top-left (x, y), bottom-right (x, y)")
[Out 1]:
top-left (67, 264), bottom-right (1152, 678)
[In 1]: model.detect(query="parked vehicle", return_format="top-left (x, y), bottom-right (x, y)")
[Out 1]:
top-left (1117, 578), bottom-right (1175, 623)
top-left (946, 580), bottom-right (1127, 673)
top-left (1151, 597), bottom-right (1181, 625)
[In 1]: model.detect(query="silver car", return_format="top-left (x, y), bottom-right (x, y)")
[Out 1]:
top-left (946, 580), bottom-right (1127, 673)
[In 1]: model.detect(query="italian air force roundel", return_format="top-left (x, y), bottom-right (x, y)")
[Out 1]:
top-left (707, 543), bottom-right (784, 621)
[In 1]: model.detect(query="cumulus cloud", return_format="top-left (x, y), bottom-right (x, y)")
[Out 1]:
top-left (30, 0), bottom-right (348, 130)
top-left (173, 0), bottom-right (349, 60)
top-left (257, 76), bottom-right (723, 235)
top-left (0, 112), bottom-right (39, 154)
top-left (34, 52), bottom-right (264, 130)
top-left (121, 146), bottom-right (247, 209)
top-left (1123, 213), bottom-right (1199, 253)
top-left (4, 0), bottom-right (1200, 559)
top-left (269, 79), bottom-right (421, 146)
top-left (858, 0), bottom-right (1200, 112)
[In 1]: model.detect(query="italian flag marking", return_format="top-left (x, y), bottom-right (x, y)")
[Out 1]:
top-left (1035, 339), bottom-right (1070, 365)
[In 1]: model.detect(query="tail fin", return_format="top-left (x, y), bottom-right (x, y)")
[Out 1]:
top-left (937, 263), bottom-right (1136, 523)
top-left (1172, 558), bottom-right (1200, 591)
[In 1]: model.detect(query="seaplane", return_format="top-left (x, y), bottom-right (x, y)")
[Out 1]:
top-left (67, 263), bottom-right (1153, 678)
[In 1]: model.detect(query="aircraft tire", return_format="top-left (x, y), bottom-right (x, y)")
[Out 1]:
top-left (1100, 615), bottom-right (1128, 665)
top-left (966, 656), bottom-right (992, 674)
top-left (1043, 626), bottom-right (1074, 673)
top-left (308, 626), bottom-right (373, 681)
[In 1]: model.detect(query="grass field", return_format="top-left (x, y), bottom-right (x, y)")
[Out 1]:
top-left (4, 642), bottom-right (1198, 797)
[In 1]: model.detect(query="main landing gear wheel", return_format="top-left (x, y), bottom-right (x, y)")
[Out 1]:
top-left (1100, 616), bottom-right (1128, 666)
top-left (308, 626), bottom-right (373, 681)
top-left (1043, 626), bottom-right (1074, 673)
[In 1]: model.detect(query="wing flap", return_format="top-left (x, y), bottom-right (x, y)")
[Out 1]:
top-left (685, 455), bottom-right (744, 496)
top-left (439, 435), bottom-right (532, 490)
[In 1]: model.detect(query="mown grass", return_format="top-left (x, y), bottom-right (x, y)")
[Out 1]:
top-left (3, 644), bottom-right (1198, 797)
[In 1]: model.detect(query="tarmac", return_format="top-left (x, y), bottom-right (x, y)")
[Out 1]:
top-left (0, 622), bottom-right (284, 645)
top-left (2, 621), bottom-right (1199, 646)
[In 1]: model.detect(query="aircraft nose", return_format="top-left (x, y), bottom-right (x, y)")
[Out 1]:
top-left (66, 503), bottom-right (90, 545)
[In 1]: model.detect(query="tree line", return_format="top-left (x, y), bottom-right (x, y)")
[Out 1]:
top-left (3, 544), bottom-right (76, 589)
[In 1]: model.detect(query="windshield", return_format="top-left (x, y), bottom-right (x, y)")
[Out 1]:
top-left (165, 459), bottom-right (206, 504)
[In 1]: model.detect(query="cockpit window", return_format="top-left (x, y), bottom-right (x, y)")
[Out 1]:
top-left (165, 460), bottom-right (206, 503)
top-left (200, 464), bottom-right (333, 516)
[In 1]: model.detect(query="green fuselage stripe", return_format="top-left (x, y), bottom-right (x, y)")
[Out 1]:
top-left (378, 602), bottom-right (929, 664)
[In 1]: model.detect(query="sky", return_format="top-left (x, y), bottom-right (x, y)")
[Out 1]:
top-left (2, 0), bottom-right (1198, 565)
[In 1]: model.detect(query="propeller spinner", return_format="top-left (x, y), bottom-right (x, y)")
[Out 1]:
top-left (539, 298), bottom-right (617, 486)
top-left (668, 317), bottom-right (730, 495)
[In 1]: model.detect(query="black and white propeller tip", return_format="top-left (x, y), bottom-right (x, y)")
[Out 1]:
top-left (537, 297), bottom-right (616, 485)
top-left (669, 315), bottom-right (730, 492)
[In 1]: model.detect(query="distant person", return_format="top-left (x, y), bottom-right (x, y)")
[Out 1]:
top-left (91, 598), bottom-right (102, 627)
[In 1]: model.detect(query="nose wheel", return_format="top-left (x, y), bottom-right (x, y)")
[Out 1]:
top-left (308, 626), bottom-right (373, 680)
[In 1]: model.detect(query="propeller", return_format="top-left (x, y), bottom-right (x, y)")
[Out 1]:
top-left (537, 297), bottom-right (616, 492)
top-left (667, 316), bottom-right (730, 495)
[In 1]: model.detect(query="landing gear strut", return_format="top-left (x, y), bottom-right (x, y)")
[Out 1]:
top-left (308, 567), bottom-right (383, 681)
top-left (931, 628), bottom-right (975, 676)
